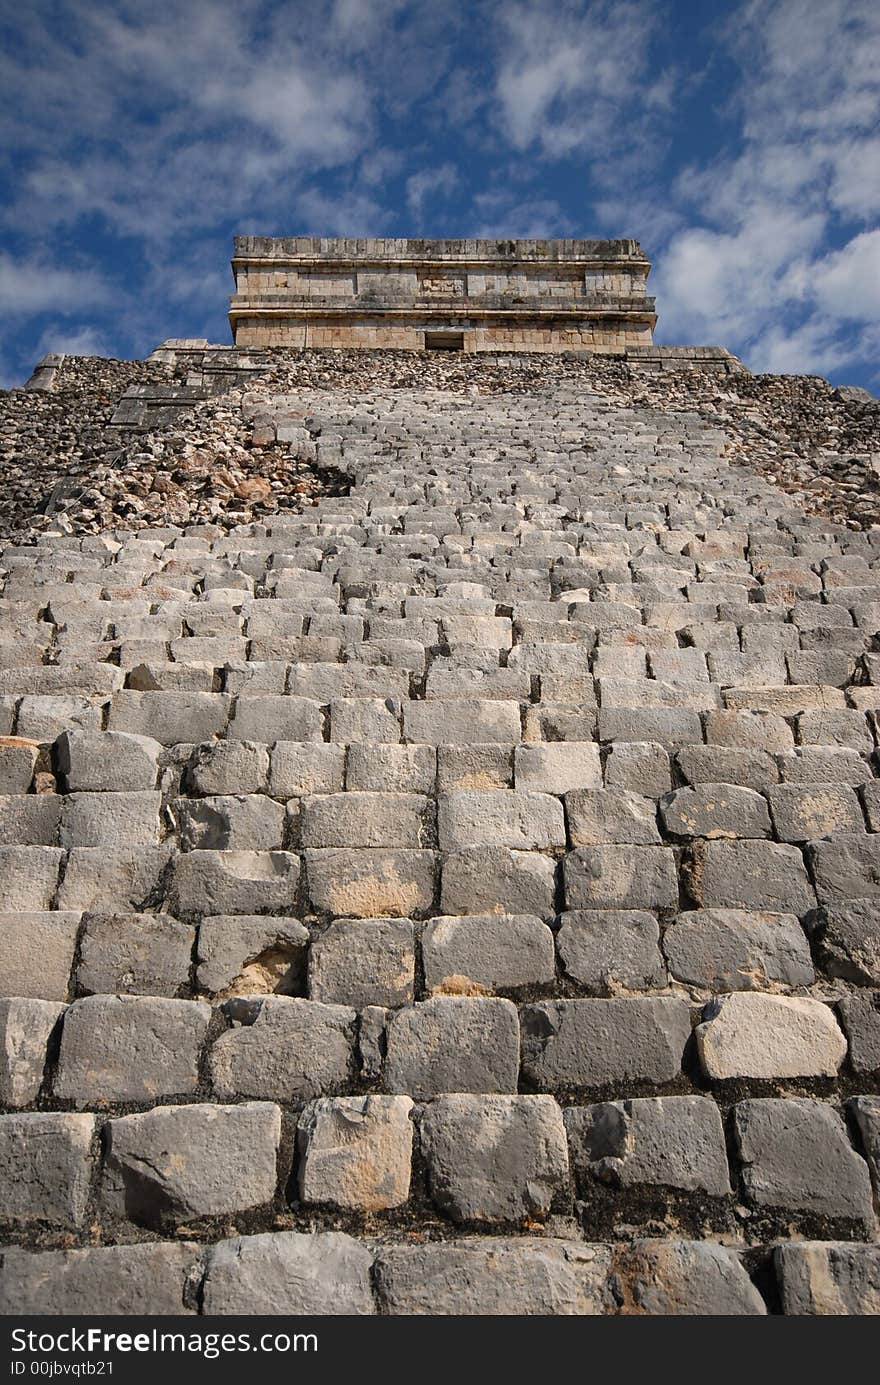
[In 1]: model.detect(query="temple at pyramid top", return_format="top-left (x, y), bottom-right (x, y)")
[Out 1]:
top-left (229, 236), bottom-right (656, 352)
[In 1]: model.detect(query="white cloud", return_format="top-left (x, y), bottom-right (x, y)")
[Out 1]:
top-left (406, 164), bottom-right (459, 222)
top-left (0, 253), bottom-right (113, 317)
top-left (34, 324), bottom-right (115, 358)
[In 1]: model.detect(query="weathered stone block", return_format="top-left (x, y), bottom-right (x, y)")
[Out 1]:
top-left (60, 791), bottom-right (162, 847)
top-left (565, 1096), bottom-right (731, 1196)
top-left (301, 792), bottom-right (430, 848)
top-left (422, 913), bottom-right (555, 995)
top-left (420, 1094), bottom-right (569, 1223)
top-left (0, 1241), bottom-right (201, 1314)
top-left (57, 845), bottom-right (173, 913)
top-left (514, 742), bottom-right (602, 794)
top-left (383, 997), bottom-right (520, 1097)
top-left (775, 1241), bottom-right (880, 1315)
top-left (305, 848), bottom-right (435, 917)
top-left (804, 901), bottom-right (880, 985)
top-left (403, 699), bottom-right (521, 744)
top-left (563, 845), bottom-right (678, 911)
top-left (441, 847), bottom-right (556, 918)
top-left (54, 995), bottom-right (210, 1105)
top-left (809, 835), bottom-right (880, 902)
top-left (685, 840), bottom-right (815, 913)
top-left (565, 789), bottom-right (660, 846)
top-left (202, 1231), bottom-right (374, 1315)
top-left (610, 1240), bottom-right (765, 1315)
top-left (663, 908), bottom-right (814, 992)
top-left (104, 1102), bottom-right (281, 1227)
top-left (172, 850), bottom-right (299, 917)
top-left (187, 739), bottom-right (269, 795)
top-left (196, 914), bottom-right (309, 997)
top-left (0, 998), bottom-right (65, 1106)
top-left (208, 996), bottom-right (356, 1100)
top-left (0, 911), bottom-right (80, 999)
top-left (520, 998), bottom-right (691, 1091)
top-left (839, 993), bottom-right (880, 1073)
top-left (307, 916), bottom-right (412, 1007)
top-left (0, 1112), bottom-right (94, 1228)
top-left (269, 741), bottom-right (345, 796)
top-left (696, 993), bottom-right (846, 1079)
top-left (660, 784), bottom-right (771, 839)
top-left (75, 912), bottom-right (194, 997)
top-left (346, 743), bottom-right (436, 793)
top-left (0, 846), bottom-right (63, 911)
top-left (297, 1095), bottom-right (414, 1211)
top-left (557, 910), bottom-right (666, 993)
top-left (766, 784), bottom-right (864, 842)
top-left (438, 789), bottom-right (565, 850)
top-left (733, 1098), bottom-right (874, 1225)
top-left (374, 1237), bottom-right (611, 1315)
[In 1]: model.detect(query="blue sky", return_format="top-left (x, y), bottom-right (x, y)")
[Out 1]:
top-left (1, 0), bottom-right (878, 388)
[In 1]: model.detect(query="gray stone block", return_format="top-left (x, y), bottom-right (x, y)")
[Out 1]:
top-left (209, 996), bottom-right (356, 1100)
top-left (54, 995), bottom-right (210, 1105)
top-left (0, 911), bottom-right (80, 999)
top-left (0, 739), bottom-right (38, 794)
top-left (438, 789), bottom-right (565, 850)
top-left (663, 908), bottom-right (814, 992)
top-left (809, 835), bottom-right (880, 902)
top-left (514, 742), bottom-right (602, 794)
top-left (301, 791), bottom-right (430, 848)
top-left (686, 839), bottom-right (815, 913)
top-left (309, 917), bottom-right (414, 1007)
top-left (104, 1102), bottom-right (281, 1227)
top-left (557, 910), bottom-right (666, 993)
top-left (403, 699), bottom-right (521, 745)
top-left (520, 998), bottom-right (691, 1091)
top-left (420, 1094), bottom-right (569, 1223)
top-left (563, 845), bottom-right (679, 911)
top-left (374, 1237), bottom-right (611, 1314)
top-left (565, 1095), bottom-right (731, 1196)
top-left (775, 1241), bottom-right (880, 1315)
top-left (75, 912), bottom-right (194, 997)
top-left (440, 846), bottom-right (556, 918)
top-left (437, 744), bottom-right (513, 790)
top-left (566, 789), bottom-right (660, 846)
top-left (839, 993), bottom-right (880, 1072)
top-left (269, 741), bottom-right (345, 795)
top-left (0, 793), bottom-right (62, 845)
top-left (196, 914), bottom-right (309, 997)
top-left (175, 794), bottom-right (286, 850)
top-left (0, 1112), bottom-right (94, 1228)
top-left (383, 997), bottom-right (520, 1097)
top-left (305, 848), bottom-right (436, 917)
top-left (346, 743), bottom-right (436, 792)
top-left (60, 791), bottom-right (162, 847)
top-left (733, 1098), bottom-right (874, 1226)
top-left (187, 739), bottom-right (269, 795)
top-left (675, 745), bottom-right (778, 791)
top-left (660, 784), bottom-right (771, 839)
top-left (297, 1095), bottom-right (414, 1211)
top-left (804, 901), bottom-right (880, 984)
top-left (202, 1231), bottom-right (375, 1315)
top-left (108, 691), bottom-right (231, 745)
top-left (422, 913), bottom-right (555, 995)
top-left (611, 1240), bottom-right (765, 1315)
top-left (0, 998), bottom-right (65, 1106)
top-left (0, 846), bottom-right (63, 910)
top-left (172, 850), bottom-right (300, 917)
top-left (766, 784), bottom-right (864, 842)
top-left (0, 1241), bottom-right (201, 1314)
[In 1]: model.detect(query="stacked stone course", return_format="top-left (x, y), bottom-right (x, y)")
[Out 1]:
top-left (0, 342), bottom-right (879, 1316)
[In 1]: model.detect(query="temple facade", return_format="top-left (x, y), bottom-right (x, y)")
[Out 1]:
top-left (229, 236), bottom-right (657, 352)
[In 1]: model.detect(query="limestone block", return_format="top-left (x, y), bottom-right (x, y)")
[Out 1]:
top-left (520, 997), bottom-right (691, 1090)
top-left (0, 846), bottom-right (63, 911)
top-left (301, 792), bottom-right (430, 849)
top-left (809, 835), bottom-right (880, 902)
top-left (309, 917), bottom-right (414, 1007)
top-left (55, 729), bottom-right (161, 792)
top-left (268, 741), bottom-right (345, 796)
top-left (660, 784), bottom-right (771, 839)
top-left (611, 1241), bottom-right (765, 1315)
top-left (228, 694), bottom-right (322, 743)
top-left (675, 745), bottom-right (778, 791)
top-left (775, 1242), bottom-right (880, 1315)
top-left (175, 794), bottom-right (285, 850)
top-left (438, 789), bottom-right (565, 850)
top-left (696, 993), bottom-right (846, 1079)
top-left (208, 996), bottom-right (356, 1100)
top-left (603, 741), bottom-right (671, 796)
top-left (0, 739), bottom-right (38, 794)
top-left (104, 1102), bottom-right (281, 1227)
top-left (766, 784), bottom-right (864, 842)
top-left (383, 997), bottom-right (520, 1097)
top-left (565, 789), bottom-right (661, 846)
top-left (0, 793), bottom-right (62, 845)
top-left (403, 699), bottom-right (521, 744)
top-left (437, 744), bottom-right (514, 791)
top-left (839, 993), bottom-right (880, 1073)
top-left (0, 998), bottom-right (65, 1106)
top-left (329, 698), bottom-right (402, 744)
top-left (57, 846), bottom-right (173, 912)
top-left (346, 743), bottom-right (436, 793)
top-left (54, 995), bottom-right (210, 1105)
top-left (420, 1094), bottom-right (569, 1223)
top-left (108, 691), bottom-right (231, 745)
top-left (60, 791), bottom-right (162, 847)
top-left (187, 739), bottom-right (269, 795)
top-left (297, 1095), bottom-right (414, 1211)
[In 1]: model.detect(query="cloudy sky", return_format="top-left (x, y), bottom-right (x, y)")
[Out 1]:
top-left (1, 0), bottom-right (877, 388)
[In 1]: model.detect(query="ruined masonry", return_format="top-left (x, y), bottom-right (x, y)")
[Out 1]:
top-left (0, 241), bottom-right (879, 1317)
